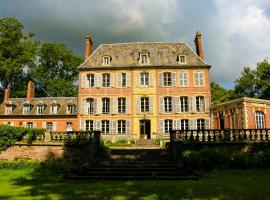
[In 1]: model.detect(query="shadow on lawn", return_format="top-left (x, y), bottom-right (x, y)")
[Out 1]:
top-left (12, 149), bottom-right (270, 200)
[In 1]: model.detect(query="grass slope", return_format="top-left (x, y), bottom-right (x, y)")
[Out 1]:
top-left (0, 162), bottom-right (270, 200)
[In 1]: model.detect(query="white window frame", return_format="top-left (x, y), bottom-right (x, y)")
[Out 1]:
top-left (67, 104), bottom-right (76, 114)
top-left (23, 104), bottom-right (31, 114)
top-left (120, 73), bottom-right (127, 87)
top-left (140, 53), bottom-right (149, 64)
top-left (86, 98), bottom-right (95, 114)
top-left (103, 56), bottom-right (111, 65)
top-left (178, 55), bottom-right (186, 64)
top-left (163, 72), bottom-right (172, 86)
top-left (195, 71), bottom-right (204, 86)
top-left (164, 97), bottom-right (172, 113)
top-left (197, 119), bottom-right (205, 130)
top-left (5, 105), bottom-right (13, 115)
top-left (102, 98), bottom-right (110, 114)
top-left (196, 96), bottom-right (205, 112)
top-left (118, 120), bottom-right (126, 134)
top-left (102, 73), bottom-right (110, 87)
top-left (180, 72), bottom-right (188, 86)
top-left (118, 98), bottom-right (126, 114)
top-left (27, 122), bottom-right (33, 128)
top-left (46, 122), bottom-right (53, 131)
top-left (255, 111), bottom-right (265, 129)
top-left (37, 105), bottom-right (45, 115)
top-left (180, 96), bottom-right (189, 112)
top-left (140, 97), bottom-right (149, 113)
top-left (86, 74), bottom-right (95, 87)
top-left (181, 119), bottom-right (189, 130)
top-left (140, 72), bottom-right (149, 86)
top-left (85, 120), bottom-right (94, 131)
top-left (164, 119), bottom-right (173, 133)
top-left (66, 122), bottom-right (73, 132)
top-left (50, 105), bottom-right (58, 114)
top-left (102, 120), bottom-right (110, 134)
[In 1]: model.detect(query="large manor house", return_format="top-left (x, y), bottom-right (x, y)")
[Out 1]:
top-left (1, 32), bottom-right (270, 139)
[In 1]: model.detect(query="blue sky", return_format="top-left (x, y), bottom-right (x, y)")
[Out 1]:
top-left (0, 0), bottom-right (270, 89)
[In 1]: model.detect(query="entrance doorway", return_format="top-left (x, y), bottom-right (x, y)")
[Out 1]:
top-left (219, 113), bottom-right (224, 129)
top-left (140, 120), bottom-right (151, 139)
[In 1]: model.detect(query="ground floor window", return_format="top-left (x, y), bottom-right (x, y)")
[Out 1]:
top-left (164, 119), bottom-right (173, 133)
top-left (118, 120), bottom-right (126, 134)
top-left (181, 119), bottom-right (189, 130)
top-left (102, 120), bottom-right (110, 134)
top-left (85, 120), bottom-right (94, 131)
top-left (66, 122), bottom-right (73, 131)
top-left (197, 119), bottom-right (205, 130)
top-left (255, 111), bottom-right (265, 129)
top-left (27, 122), bottom-right (33, 128)
top-left (46, 122), bottom-right (53, 131)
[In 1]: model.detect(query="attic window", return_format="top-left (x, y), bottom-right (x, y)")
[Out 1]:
top-left (103, 56), bottom-right (111, 65)
top-left (5, 105), bottom-right (13, 115)
top-left (177, 55), bottom-right (186, 64)
top-left (140, 53), bottom-right (149, 64)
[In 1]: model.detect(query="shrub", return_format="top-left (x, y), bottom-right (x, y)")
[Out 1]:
top-left (229, 151), bottom-right (250, 168)
top-left (255, 149), bottom-right (270, 168)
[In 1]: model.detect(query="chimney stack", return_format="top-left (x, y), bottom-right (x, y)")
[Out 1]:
top-left (194, 31), bottom-right (204, 61)
top-left (85, 33), bottom-right (93, 60)
top-left (3, 89), bottom-right (10, 102)
top-left (27, 81), bottom-right (35, 100)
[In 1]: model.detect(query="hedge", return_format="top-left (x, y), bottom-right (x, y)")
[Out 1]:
top-left (0, 125), bottom-right (45, 151)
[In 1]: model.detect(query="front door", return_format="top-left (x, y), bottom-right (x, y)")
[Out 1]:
top-left (140, 120), bottom-right (151, 139)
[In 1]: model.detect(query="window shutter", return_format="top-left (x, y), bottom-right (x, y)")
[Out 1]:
top-left (173, 120), bottom-right (177, 130)
top-left (96, 121), bottom-right (101, 131)
top-left (95, 73), bottom-right (101, 87)
top-left (158, 73), bottom-right (163, 87)
top-left (109, 121), bottom-right (113, 134)
top-left (126, 120), bottom-right (131, 135)
top-left (81, 99), bottom-right (86, 115)
top-left (173, 96), bottom-right (180, 113)
top-left (113, 121), bottom-right (117, 134)
top-left (205, 96), bottom-right (210, 113)
top-left (22, 122), bottom-right (27, 127)
top-left (112, 98), bottom-right (118, 114)
top-left (80, 120), bottom-right (85, 131)
top-left (126, 97), bottom-right (131, 114)
top-left (159, 97), bottom-right (164, 113)
top-left (149, 97), bottom-right (153, 114)
top-left (96, 98), bottom-right (101, 114)
top-left (172, 72), bottom-right (176, 86)
top-left (110, 73), bottom-right (115, 87)
top-left (52, 122), bottom-right (57, 131)
top-left (159, 120), bottom-right (164, 134)
top-left (81, 74), bottom-right (87, 88)
top-left (177, 120), bottom-right (181, 130)
top-left (33, 122), bottom-right (37, 128)
top-left (11, 122), bottom-right (14, 126)
top-left (192, 96), bottom-right (196, 113)
top-left (149, 73), bottom-right (152, 86)
top-left (205, 118), bottom-right (210, 129)
top-left (188, 96), bottom-right (192, 113)
top-left (126, 73), bottom-right (131, 87)
top-left (136, 97), bottom-right (140, 114)
top-left (188, 119), bottom-right (194, 130)
top-left (93, 98), bottom-right (97, 114)
top-left (117, 73), bottom-right (122, 87)
top-left (42, 122), bottom-right (46, 129)
top-left (137, 73), bottom-right (140, 87)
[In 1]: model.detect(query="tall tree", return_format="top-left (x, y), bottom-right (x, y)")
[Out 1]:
top-left (0, 17), bottom-right (38, 97)
top-left (256, 60), bottom-right (270, 99)
top-left (30, 42), bottom-right (83, 97)
top-left (211, 81), bottom-right (234, 105)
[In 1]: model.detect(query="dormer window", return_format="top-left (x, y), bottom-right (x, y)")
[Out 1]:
top-left (103, 56), bottom-right (111, 65)
top-left (5, 104), bottom-right (13, 115)
top-left (50, 104), bottom-right (59, 114)
top-left (140, 53), bottom-right (149, 64)
top-left (177, 55), bottom-right (186, 64)
top-left (23, 104), bottom-right (31, 114)
top-left (37, 105), bottom-right (45, 115)
top-left (67, 104), bottom-right (76, 114)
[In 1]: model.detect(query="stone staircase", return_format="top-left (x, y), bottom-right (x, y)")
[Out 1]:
top-left (66, 142), bottom-right (197, 180)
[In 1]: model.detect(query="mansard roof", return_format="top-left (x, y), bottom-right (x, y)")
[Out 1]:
top-left (80, 42), bottom-right (209, 69)
top-left (0, 97), bottom-right (77, 116)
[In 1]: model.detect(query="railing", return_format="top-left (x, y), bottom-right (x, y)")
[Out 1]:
top-left (170, 129), bottom-right (270, 143)
top-left (50, 131), bottom-right (100, 143)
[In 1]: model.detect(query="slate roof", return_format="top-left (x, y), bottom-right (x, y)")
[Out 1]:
top-left (80, 42), bottom-right (209, 68)
top-left (0, 97), bottom-right (77, 116)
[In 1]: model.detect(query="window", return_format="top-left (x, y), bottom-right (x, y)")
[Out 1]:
top-left (66, 122), bottom-right (73, 131)
top-left (195, 71), bottom-right (204, 86)
top-left (85, 120), bottom-right (94, 131)
top-left (118, 98), bottom-right (126, 113)
top-left (163, 72), bottom-right (172, 86)
top-left (37, 105), bottom-right (45, 115)
top-left (50, 105), bottom-right (58, 114)
top-left (86, 98), bottom-right (95, 114)
top-left (67, 105), bottom-right (76, 114)
top-left (180, 72), bottom-right (188, 86)
top-left (120, 73), bottom-right (126, 87)
top-left (197, 119), bottom-right (205, 130)
top-left (181, 119), bottom-right (189, 130)
top-left (140, 53), bottom-right (148, 64)
top-left (23, 104), bottom-right (31, 114)
top-left (118, 120), bottom-right (126, 134)
top-left (164, 119), bottom-right (173, 133)
top-left (178, 55), bottom-right (186, 64)
top-left (255, 112), bottom-right (265, 129)
top-left (46, 122), bottom-right (53, 131)
top-left (102, 120), bottom-right (110, 134)
top-left (86, 74), bottom-right (95, 87)
top-left (140, 97), bottom-right (149, 112)
top-left (140, 73), bottom-right (149, 86)
top-left (27, 122), bottom-right (33, 128)
top-left (196, 96), bottom-right (205, 112)
top-left (232, 112), bottom-right (236, 129)
top-left (5, 105), bottom-right (13, 115)
top-left (180, 96), bottom-right (189, 112)
top-left (164, 97), bottom-right (172, 112)
top-left (103, 56), bottom-right (111, 65)
top-left (102, 98), bottom-right (110, 114)
top-left (102, 73), bottom-right (110, 87)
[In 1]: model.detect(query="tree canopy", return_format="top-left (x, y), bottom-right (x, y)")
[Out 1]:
top-left (211, 82), bottom-right (234, 105)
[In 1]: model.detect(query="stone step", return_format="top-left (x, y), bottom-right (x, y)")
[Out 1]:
top-left (65, 175), bottom-right (199, 180)
top-left (94, 162), bottom-right (176, 168)
top-left (76, 171), bottom-right (185, 177)
top-left (89, 167), bottom-right (177, 172)
top-left (96, 155), bottom-right (173, 160)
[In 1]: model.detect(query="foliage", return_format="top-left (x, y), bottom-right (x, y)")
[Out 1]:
top-left (0, 125), bottom-right (45, 151)
top-left (211, 81), bottom-right (234, 105)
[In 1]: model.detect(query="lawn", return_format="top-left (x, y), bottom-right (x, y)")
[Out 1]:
top-left (0, 161), bottom-right (270, 200)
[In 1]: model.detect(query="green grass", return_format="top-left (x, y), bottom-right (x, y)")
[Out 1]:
top-left (0, 161), bottom-right (270, 200)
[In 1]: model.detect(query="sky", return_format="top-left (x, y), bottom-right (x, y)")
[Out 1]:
top-left (0, 0), bottom-right (270, 89)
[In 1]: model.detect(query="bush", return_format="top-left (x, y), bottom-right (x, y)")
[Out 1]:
top-left (229, 151), bottom-right (250, 168)
top-left (0, 125), bottom-right (45, 151)
top-left (255, 149), bottom-right (270, 168)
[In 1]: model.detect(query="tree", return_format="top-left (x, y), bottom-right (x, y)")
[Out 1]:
top-left (211, 81), bottom-right (234, 105)
top-left (0, 17), bottom-right (38, 97)
top-left (256, 60), bottom-right (270, 99)
top-left (30, 42), bottom-right (83, 97)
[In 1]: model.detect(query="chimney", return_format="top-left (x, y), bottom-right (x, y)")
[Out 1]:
top-left (3, 89), bottom-right (10, 102)
top-left (27, 81), bottom-right (35, 100)
top-left (194, 31), bottom-right (204, 61)
top-left (85, 33), bottom-right (93, 60)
